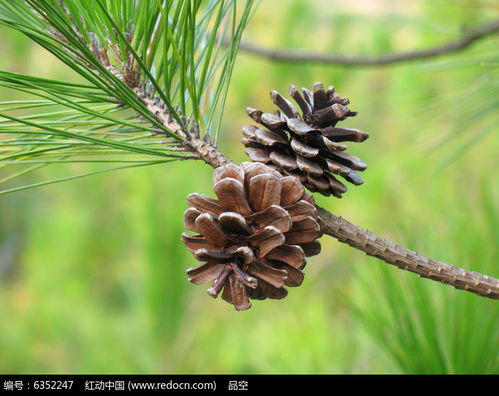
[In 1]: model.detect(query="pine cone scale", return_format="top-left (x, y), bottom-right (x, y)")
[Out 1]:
top-left (245, 148), bottom-right (271, 163)
top-left (194, 249), bottom-right (234, 262)
top-left (246, 205), bottom-right (292, 233)
top-left (328, 151), bottom-right (367, 170)
top-left (287, 118), bottom-right (316, 135)
top-left (261, 113), bottom-right (287, 129)
top-left (321, 137), bottom-right (348, 151)
top-left (279, 176), bottom-right (305, 205)
top-left (184, 207), bottom-right (201, 232)
top-left (300, 241), bottom-right (322, 257)
top-left (285, 200), bottom-right (317, 221)
top-left (291, 138), bottom-right (319, 157)
top-left (247, 261), bottom-right (288, 288)
top-left (187, 193), bottom-right (223, 217)
top-left (218, 212), bottom-right (251, 235)
top-left (187, 262), bottom-right (225, 285)
top-left (284, 216), bottom-right (322, 245)
top-left (181, 233), bottom-right (215, 252)
top-left (289, 85), bottom-right (311, 116)
top-left (207, 266), bottom-right (231, 297)
top-left (312, 82), bottom-right (328, 109)
top-left (281, 264), bottom-right (304, 286)
top-left (248, 173), bottom-right (282, 212)
top-left (269, 151), bottom-right (297, 170)
top-left (222, 275), bottom-right (252, 311)
top-left (194, 213), bottom-right (228, 246)
top-left (270, 90), bottom-right (299, 118)
top-left (255, 281), bottom-right (287, 300)
top-left (266, 244), bottom-right (305, 269)
top-left (246, 226), bottom-right (285, 257)
top-left (213, 178), bottom-right (252, 215)
top-left (256, 128), bottom-right (288, 146)
top-left (297, 155), bottom-right (324, 176)
top-left (322, 127), bottom-right (369, 142)
top-left (213, 163), bottom-right (245, 184)
top-left (231, 263), bottom-right (258, 289)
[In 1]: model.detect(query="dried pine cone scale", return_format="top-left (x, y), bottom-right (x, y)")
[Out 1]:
top-left (243, 82), bottom-right (369, 197)
top-left (182, 162), bottom-right (322, 311)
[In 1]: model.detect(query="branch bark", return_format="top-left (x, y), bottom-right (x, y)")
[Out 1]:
top-left (236, 19), bottom-right (499, 66)
top-left (317, 206), bottom-right (499, 299)
top-left (114, 59), bottom-right (499, 301)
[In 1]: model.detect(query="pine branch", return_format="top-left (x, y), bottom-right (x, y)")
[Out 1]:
top-left (0, 0), bottom-right (251, 192)
top-left (316, 207), bottom-right (499, 299)
top-left (103, 64), bottom-right (233, 168)
top-left (173, 136), bottom-right (499, 300)
top-left (235, 19), bottom-right (499, 66)
top-left (1, 1), bottom-right (497, 301)
top-left (84, 36), bottom-right (499, 299)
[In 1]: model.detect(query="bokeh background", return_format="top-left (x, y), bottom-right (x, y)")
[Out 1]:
top-left (0, 0), bottom-right (498, 373)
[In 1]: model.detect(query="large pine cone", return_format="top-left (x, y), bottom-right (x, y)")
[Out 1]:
top-left (182, 162), bottom-right (322, 310)
top-left (243, 82), bottom-right (369, 197)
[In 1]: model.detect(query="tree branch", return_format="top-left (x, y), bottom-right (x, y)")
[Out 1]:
top-left (236, 19), bottom-right (499, 66)
top-left (180, 143), bottom-right (499, 299)
top-left (106, 50), bottom-right (499, 301)
top-left (133, 84), bottom-right (233, 168)
top-left (170, 133), bottom-right (499, 299)
top-left (317, 206), bottom-right (499, 299)
top-left (105, 65), bottom-right (233, 169)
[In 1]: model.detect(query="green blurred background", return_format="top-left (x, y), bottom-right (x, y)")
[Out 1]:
top-left (0, 0), bottom-right (498, 373)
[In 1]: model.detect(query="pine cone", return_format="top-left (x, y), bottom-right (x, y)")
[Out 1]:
top-left (182, 162), bottom-right (322, 311)
top-left (243, 82), bottom-right (369, 197)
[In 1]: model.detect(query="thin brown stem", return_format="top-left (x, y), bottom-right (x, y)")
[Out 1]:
top-left (109, 54), bottom-right (499, 301)
top-left (236, 19), bottom-right (499, 66)
top-left (317, 206), bottom-right (499, 299)
top-left (136, 84), bottom-right (232, 168)
top-left (138, 91), bottom-right (232, 168)
top-left (107, 68), bottom-right (232, 169)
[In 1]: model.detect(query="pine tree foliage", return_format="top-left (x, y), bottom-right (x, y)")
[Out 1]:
top-left (0, 0), bottom-right (255, 194)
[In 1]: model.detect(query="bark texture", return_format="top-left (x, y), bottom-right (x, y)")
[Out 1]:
top-left (317, 206), bottom-right (499, 299)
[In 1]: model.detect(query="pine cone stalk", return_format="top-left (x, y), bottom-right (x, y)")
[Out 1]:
top-left (243, 82), bottom-right (369, 197)
top-left (182, 162), bottom-right (322, 310)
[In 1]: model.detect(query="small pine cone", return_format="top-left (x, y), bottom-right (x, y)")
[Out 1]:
top-left (182, 162), bottom-right (322, 311)
top-left (243, 82), bottom-right (369, 197)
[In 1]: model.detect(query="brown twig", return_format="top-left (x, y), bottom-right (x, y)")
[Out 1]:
top-left (317, 207), bottom-right (499, 299)
top-left (105, 48), bottom-right (499, 301)
top-left (131, 84), bottom-right (232, 168)
top-left (236, 19), bottom-right (499, 66)
top-left (101, 62), bottom-right (233, 169)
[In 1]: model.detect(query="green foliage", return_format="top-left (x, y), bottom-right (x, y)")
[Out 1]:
top-left (0, 0), bottom-right (254, 193)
